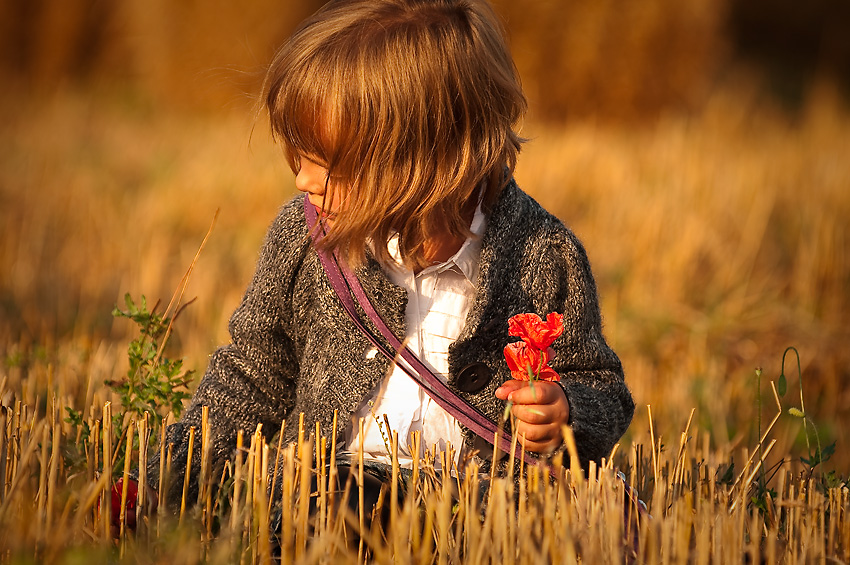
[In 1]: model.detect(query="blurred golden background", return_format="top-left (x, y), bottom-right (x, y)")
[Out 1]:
top-left (1, 0), bottom-right (848, 470)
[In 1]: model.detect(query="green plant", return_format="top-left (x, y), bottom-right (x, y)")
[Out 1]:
top-left (107, 293), bottom-right (194, 426)
top-left (749, 346), bottom-right (846, 515)
top-left (64, 293), bottom-right (195, 477)
top-left (777, 347), bottom-right (835, 482)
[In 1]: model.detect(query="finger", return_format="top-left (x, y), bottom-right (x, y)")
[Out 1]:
top-left (508, 382), bottom-right (561, 405)
top-left (495, 379), bottom-right (528, 400)
top-left (514, 420), bottom-right (561, 443)
top-left (517, 431), bottom-right (562, 454)
top-left (520, 439), bottom-right (561, 453)
top-left (511, 403), bottom-right (557, 425)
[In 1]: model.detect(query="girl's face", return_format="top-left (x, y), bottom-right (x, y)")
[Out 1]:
top-left (295, 155), bottom-right (343, 216)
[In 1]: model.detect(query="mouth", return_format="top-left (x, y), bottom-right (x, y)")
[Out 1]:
top-left (309, 199), bottom-right (336, 220)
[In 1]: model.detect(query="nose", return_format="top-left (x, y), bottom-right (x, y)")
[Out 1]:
top-left (295, 157), bottom-right (328, 197)
top-left (294, 169), bottom-right (319, 195)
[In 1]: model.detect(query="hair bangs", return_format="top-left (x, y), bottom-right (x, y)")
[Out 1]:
top-left (267, 61), bottom-right (328, 171)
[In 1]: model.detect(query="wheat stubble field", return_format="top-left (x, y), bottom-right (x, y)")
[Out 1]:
top-left (1, 68), bottom-right (849, 562)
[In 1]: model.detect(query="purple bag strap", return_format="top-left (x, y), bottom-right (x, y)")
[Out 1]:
top-left (304, 198), bottom-right (530, 464)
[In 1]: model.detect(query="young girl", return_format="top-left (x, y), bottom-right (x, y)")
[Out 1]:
top-left (145, 0), bottom-right (634, 507)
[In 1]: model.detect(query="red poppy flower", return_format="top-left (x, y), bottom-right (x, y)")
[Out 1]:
top-left (508, 312), bottom-right (564, 350)
top-left (503, 341), bottom-right (560, 382)
top-left (110, 478), bottom-right (139, 530)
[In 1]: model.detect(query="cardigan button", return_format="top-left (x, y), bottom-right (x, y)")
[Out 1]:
top-left (456, 363), bottom-right (492, 393)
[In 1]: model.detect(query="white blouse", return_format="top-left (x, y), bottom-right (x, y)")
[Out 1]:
top-left (344, 206), bottom-right (486, 469)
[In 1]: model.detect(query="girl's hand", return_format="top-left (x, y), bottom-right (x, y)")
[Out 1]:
top-left (495, 379), bottom-right (570, 454)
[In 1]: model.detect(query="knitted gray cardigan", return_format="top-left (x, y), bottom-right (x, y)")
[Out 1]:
top-left (148, 181), bottom-right (634, 504)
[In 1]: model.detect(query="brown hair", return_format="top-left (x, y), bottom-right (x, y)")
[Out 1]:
top-left (264, 0), bottom-right (526, 270)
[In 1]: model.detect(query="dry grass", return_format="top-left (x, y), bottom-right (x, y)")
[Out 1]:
top-left (1, 74), bottom-right (849, 560)
top-left (0, 392), bottom-right (848, 564)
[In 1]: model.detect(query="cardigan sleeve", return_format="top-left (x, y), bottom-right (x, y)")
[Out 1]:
top-left (528, 224), bottom-right (634, 466)
top-left (143, 198), bottom-right (309, 507)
